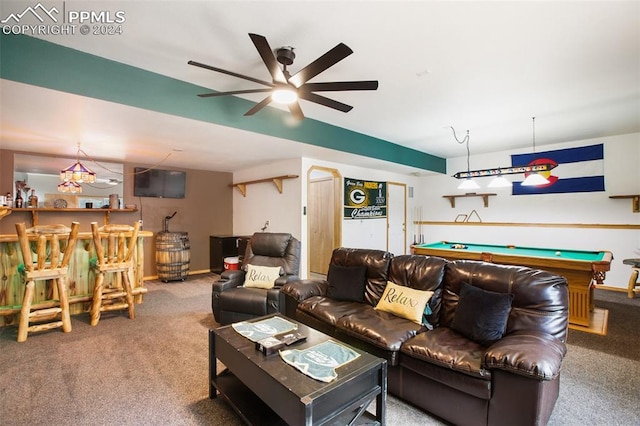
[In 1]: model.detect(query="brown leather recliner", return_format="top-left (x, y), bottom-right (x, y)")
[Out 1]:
top-left (212, 232), bottom-right (300, 325)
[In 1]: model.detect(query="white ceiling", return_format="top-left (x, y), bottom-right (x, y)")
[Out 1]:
top-left (1, 1), bottom-right (639, 176)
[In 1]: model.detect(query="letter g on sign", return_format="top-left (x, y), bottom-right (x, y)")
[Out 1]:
top-left (349, 188), bottom-right (366, 205)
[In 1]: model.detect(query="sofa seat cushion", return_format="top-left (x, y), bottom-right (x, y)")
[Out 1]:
top-left (401, 328), bottom-right (490, 380)
top-left (336, 306), bottom-right (424, 353)
top-left (297, 296), bottom-right (366, 327)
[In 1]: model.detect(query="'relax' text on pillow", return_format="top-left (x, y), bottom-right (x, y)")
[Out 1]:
top-left (375, 281), bottom-right (434, 325)
top-left (244, 264), bottom-right (282, 289)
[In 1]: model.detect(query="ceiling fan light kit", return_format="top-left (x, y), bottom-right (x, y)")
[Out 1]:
top-left (189, 33), bottom-right (378, 120)
top-left (271, 86), bottom-right (298, 104)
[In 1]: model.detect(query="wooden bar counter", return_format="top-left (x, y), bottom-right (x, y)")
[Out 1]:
top-left (0, 230), bottom-right (152, 326)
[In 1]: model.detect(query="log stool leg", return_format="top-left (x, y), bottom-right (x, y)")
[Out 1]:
top-left (628, 267), bottom-right (639, 299)
top-left (17, 280), bottom-right (36, 343)
top-left (56, 277), bottom-right (72, 333)
top-left (121, 272), bottom-right (136, 320)
top-left (91, 272), bottom-right (105, 326)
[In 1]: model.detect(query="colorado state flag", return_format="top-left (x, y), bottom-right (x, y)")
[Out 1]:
top-left (511, 144), bottom-right (605, 195)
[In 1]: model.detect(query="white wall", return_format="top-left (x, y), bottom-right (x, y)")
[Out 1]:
top-left (232, 158), bottom-right (303, 239)
top-left (231, 133), bottom-right (639, 288)
top-left (299, 158), bottom-right (420, 277)
top-left (417, 132), bottom-right (640, 289)
top-left (233, 156), bottom-right (422, 278)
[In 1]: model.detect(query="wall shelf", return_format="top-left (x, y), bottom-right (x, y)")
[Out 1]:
top-left (609, 195), bottom-right (640, 213)
top-left (7, 208), bottom-right (138, 226)
top-left (230, 175), bottom-right (299, 197)
top-left (442, 192), bottom-right (497, 208)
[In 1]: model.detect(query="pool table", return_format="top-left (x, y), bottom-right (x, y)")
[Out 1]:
top-left (411, 241), bottom-right (613, 327)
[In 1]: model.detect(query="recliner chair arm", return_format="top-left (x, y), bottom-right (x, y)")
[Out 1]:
top-left (483, 331), bottom-right (567, 380)
top-left (211, 270), bottom-right (246, 323)
top-left (214, 270), bottom-right (246, 292)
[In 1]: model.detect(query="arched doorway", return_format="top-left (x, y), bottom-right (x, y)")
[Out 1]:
top-left (307, 166), bottom-right (342, 277)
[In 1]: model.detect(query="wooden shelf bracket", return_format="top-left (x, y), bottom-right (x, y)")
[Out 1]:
top-left (609, 195), bottom-right (640, 213)
top-left (231, 175), bottom-right (299, 197)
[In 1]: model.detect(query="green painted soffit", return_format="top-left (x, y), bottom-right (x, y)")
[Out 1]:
top-left (0, 34), bottom-right (445, 173)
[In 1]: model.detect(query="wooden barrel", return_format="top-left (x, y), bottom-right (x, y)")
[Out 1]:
top-left (155, 232), bottom-right (190, 282)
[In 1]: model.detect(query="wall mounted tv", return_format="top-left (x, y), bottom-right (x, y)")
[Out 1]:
top-left (133, 168), bottom-right (186, 199)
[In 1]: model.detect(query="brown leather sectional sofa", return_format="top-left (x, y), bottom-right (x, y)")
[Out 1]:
top-left (280, 248), bottom-right (569, 426)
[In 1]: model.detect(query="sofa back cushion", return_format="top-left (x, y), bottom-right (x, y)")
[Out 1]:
top-left (388, 255), bottom-right (448, 327)
top-left (329, 248), bottom-right (392, 306)
top-left (450, 282), bottom-right (514, 345)
top-left (441, 260), bottom-right (569, 342)
top-left (327, 264), bottom-right (367, 302)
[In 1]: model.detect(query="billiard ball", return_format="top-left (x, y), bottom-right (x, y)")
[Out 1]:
top-left (555, 251), bottom-right (561, 256)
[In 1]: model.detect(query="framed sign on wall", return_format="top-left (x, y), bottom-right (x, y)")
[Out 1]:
top-left (344, 177), bottom-right (387, 219)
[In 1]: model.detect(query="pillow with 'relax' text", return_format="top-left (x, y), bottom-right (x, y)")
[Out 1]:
top-left (375, 281), bottom-right (434, 325)
top-left (243, 264), bottom-right (282, 289)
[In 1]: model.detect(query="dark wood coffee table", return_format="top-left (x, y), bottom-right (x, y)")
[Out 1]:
top-left (209, 314), bottom-right (387, 425)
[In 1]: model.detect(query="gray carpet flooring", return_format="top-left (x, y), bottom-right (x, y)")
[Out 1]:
top-left (0, 274), bottom-right (638, 425)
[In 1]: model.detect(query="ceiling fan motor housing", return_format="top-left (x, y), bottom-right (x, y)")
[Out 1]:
top-left (276, 46), bottom-right (295, 66)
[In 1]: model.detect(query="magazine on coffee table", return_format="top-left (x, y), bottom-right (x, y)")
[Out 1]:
top-left (280, 340), bottom-right (361, 383)
top-left (232, 316), bottom-right (298, 342)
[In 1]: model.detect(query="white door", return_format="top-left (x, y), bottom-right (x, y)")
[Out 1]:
top-left (387, 183), bottom-right (406, 255)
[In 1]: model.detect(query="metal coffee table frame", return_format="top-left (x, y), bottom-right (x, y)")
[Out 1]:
top-left (209, 314), bottom-right (387, 425)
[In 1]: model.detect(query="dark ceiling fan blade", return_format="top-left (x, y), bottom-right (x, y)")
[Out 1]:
top-left (188, 60), bottom-right (273, 87)
top-left (288, 102), bottom-right (305, 120)
top-left (301, 81), bottom-right (379, 92)
top-left (244, 96), bottom-right (273, 116)
top-left (288, 43), bottom-right (353, 87)
top-left (248, 33), bottom-right (287, 84)
top-left (298, 91), bottom-right (353, 113)
top-left (197, 88), bottom-right (273, 98)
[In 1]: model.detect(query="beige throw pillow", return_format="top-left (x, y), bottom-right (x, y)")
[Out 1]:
top-left (375, 281), bottom-right (434, 324)
top-left (244, 264), bottom-right (282, 289)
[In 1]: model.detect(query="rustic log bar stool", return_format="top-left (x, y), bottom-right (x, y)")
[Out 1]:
top-left (15, 222), bottom-right (79, 342)
top-left (90, 221), bottom-right (140, 326)
top-left (623, 258), bottom-right (640, 298)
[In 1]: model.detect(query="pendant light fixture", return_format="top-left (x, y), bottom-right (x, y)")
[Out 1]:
top-left (487, 173), bottom-right (512, 188)
top-left (451, 127), bottom-right (480, 190)
top-left (57, 180), bottom-right (82, 193)
top-left (59, 142), bottom-right (97, 184)
top-left (521, 117), bottom-right (550, 186)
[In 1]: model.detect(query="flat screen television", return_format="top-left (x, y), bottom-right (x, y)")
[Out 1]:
top-left (133, 168), bottom-right (186, 199)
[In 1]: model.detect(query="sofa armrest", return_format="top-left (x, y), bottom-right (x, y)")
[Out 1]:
top-left (483, 331), bottom-right (567, 380)
top-left (274, 274), bottom-right (299, 288)
top-left (281, 279), bottom-right (328, 302)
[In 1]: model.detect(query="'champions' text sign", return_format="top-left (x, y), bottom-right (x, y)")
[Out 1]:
top-left (344, 178), bottom-right (387, 219)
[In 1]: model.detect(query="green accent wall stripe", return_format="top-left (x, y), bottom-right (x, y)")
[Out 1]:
top-left (0, 34), bottom-right (446, 173)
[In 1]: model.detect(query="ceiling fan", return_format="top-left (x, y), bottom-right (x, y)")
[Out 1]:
top-left (188, 33), bottom-right (378, 120)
